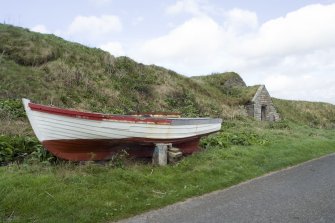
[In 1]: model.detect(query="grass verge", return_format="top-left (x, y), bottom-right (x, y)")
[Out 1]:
top-left (0, 121), bottom-right (335, 223)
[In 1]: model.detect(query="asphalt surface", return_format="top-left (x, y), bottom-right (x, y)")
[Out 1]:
top-left (118, 153), bottom-right (335, 223)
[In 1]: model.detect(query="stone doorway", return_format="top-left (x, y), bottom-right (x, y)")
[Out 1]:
top-left (261, 105), bottom-right (267, 121)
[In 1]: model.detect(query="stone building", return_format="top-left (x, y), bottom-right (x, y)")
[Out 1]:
top-left (245, 85), bottom-right (280, 121)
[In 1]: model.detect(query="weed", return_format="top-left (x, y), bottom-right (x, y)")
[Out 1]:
top-left (266, 120), bottom-right (291, 129)
top-left (0, 141), bottom-right (13, 164)
top-left (0, 99), bottom-right (26, 119)
top-left (201, 129), bottom-right (268, 149)
top-left (0, 136), bottom-right (55, 164)
top-left (107, 150), bottom-right (129, 168)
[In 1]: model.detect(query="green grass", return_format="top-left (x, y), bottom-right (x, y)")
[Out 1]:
top-left (1, 121), bottom-right (335, 223)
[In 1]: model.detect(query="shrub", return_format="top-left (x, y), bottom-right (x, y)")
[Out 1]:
top-left (0, 140), bottom-right (14, 164)
top-left (201, 131), bottom-right (268, 149)
top-left (267, 120), bottom-right (291, 130)
top-left (0, 136), bottom-right (55, 165)
top-left (0, 99), bottom-right (26, 119)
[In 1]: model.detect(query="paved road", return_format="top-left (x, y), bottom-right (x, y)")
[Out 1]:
top-left (119, 154), bottom-right (335, 223)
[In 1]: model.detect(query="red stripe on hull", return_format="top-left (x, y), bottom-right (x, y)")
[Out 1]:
top-left (42, 138), bottom-right (201, 161)
top-left (28, 103), bottom-right (171, 124)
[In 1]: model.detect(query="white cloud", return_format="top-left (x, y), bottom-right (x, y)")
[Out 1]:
top-left (100, 41), bottom-right (125, 56)
top-left (131, 3), bottom-right (335, 104)
top-left (134, 16), bottom-right (224, 74)
top-left (68, 15), bottom-right (122, 36)
top-left (165, 0), bottom-right (203, 16)
top-left (264, 75), bottom-right (293, 92)
top-left (89, 0), bottom-right (112, 5)
top-left (66, 15), bottom-right (122, 44)
top-left (240, 4), bottom-right (335, 58)
top-left (264, 74), bottom-right (335, 102)
top-left (224, 9), bottom-right (258, 34)
top-left (31, 24), bottom-right (49, 34)
top-left (132, 16), bottom-right (144, 26)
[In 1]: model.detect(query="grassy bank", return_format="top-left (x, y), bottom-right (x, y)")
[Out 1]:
top-left (1, 121), bottom-right (335, 223)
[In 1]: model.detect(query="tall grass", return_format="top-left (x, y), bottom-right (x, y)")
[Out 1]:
top-left (274, 98), bottom-right (335, 129)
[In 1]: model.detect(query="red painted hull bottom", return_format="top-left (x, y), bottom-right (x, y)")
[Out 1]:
top-left (42, 137), bottom-right (201, 161)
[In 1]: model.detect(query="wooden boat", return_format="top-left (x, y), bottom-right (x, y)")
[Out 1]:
top-left (22, 98), bottom-right (222, 161)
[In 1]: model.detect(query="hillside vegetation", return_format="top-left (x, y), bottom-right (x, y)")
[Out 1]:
top-left (0, 24), bottom-right (249, 119)
top-left (273, 99), bottom-right (335, 129)
top-left (1, 23), bottom-right (335, 135)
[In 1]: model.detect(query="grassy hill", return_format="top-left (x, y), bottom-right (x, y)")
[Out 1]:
top-left (0, 24), bottom-right (253, 136)
top-left (0, 24), bottom-right (245, 116)
top-left (1, 23), bottom-right (335, 132)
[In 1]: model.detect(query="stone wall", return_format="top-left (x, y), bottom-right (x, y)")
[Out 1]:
top-left (245, 103), bottom-right (254, 117)
top-left (246, 85), bottom-right (280, 121)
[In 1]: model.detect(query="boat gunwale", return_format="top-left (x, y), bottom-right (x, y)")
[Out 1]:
top-left (28, 102), bottom-right (222, 125)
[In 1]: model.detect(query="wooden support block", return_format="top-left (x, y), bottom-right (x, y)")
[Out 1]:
top-left (167, 147), bottom-right (183, 163)
top-left (168, 147), bottom-right (180, 153)
top-left (152, 143), bottom-right (170, 166)
top-left (168, 151), bottom-right (182, 158)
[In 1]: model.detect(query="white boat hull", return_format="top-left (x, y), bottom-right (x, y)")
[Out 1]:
top-left (23, 99), bottom-right (222, 160)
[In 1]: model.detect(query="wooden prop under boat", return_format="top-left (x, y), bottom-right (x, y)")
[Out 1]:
top-left (22, 98), bottom-right (222, 161)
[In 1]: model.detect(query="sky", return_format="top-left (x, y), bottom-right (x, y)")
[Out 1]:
top-left (1, 0), bottom-right (335, 104)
